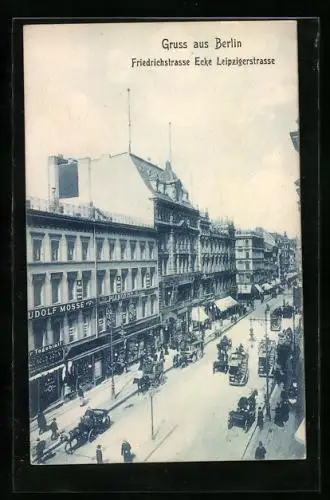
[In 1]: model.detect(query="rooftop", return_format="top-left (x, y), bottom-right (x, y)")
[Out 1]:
top-left (26, 196), bottom-right (154, 229)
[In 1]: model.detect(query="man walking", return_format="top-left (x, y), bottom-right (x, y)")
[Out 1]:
top-left (96, 444), bottom-right (103, 464)
top-left (121, 439), bottom-right (133, 463)
top-left (255, 441), bottom-right (267, 460)
top-left (257, 407), bottom-right (264, 430)
top-left (50, 418), bottom-right (59, 441)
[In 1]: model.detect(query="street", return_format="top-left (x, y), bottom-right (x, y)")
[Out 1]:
top-left (46, 293), bottom-right (294, 465)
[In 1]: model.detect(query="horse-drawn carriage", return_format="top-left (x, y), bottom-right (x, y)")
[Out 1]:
top-left (228, 346), bottom-right (249, 386)
top-left (133, 358), bottom-right (165, 394)
top-left (258, 338), bottom-right (276, 377)
top-left (62, 408), bottom-right (111, 454)
top-left (228, 390), bottom-right (258, 431)
top-left (277, 328), bottom-right (293, 370)
top-left (173, 340), bottom-right (204, 368)
top-left (213, 336), bottom-right (232, 373)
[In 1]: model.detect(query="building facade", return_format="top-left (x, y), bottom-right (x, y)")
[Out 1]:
top-left (235, 230), bottom-right (265, 299)
top-left (255, 228), bottom-right (279, 283)
top-left (27, 198), bottom-right (160, 418)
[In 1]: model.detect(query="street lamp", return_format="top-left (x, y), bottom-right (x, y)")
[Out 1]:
top-left (106, 304), bottom-right (116, 400)
top-left (264, 307), bottom-right (271, 421)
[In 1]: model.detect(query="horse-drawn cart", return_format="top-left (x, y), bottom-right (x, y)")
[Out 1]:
top-left (213, 336), bottom-right (232, 373)
top-left (228, 390), bottom-right (258, 431)
top-left (228, 347), bottom-right (249, 386)
top-left (133, 359), bottom-right (165, 394)
top-left (62, 408), bottom-right (111, 454)
top-left (173, 340), bottom-right (204, 368)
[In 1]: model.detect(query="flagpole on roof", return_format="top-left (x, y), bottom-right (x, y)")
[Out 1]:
top-left (168, 122), bottom-right (172, 164)
top-left (127, 88), bottom-right (132, 153)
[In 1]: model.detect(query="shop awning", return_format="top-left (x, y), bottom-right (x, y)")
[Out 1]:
top-left (215, 296), bottom-right (238, 312)
top-left (262, 283), bottom-right (273, 291)
top-left (254, 284), bottom-right (264, 294)
top-left (294, 418), bottom-right (306, 445)
top-left (286, 272), bottom-right (298, 280)
top-left (237, 284), bottom-right (252, 295)
top-left (29, 364), bottom-right (65, 381)
top-left (191, 307), bottom-right (208, 322)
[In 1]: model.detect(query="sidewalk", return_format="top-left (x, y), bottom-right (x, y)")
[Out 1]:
top-left (30, 300), bottom-right (265, 462)
top-left (242, 383), bottom-right (306, 461)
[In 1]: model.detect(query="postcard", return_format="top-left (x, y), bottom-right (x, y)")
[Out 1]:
top-left (23, 20), bottom-right (305, 465)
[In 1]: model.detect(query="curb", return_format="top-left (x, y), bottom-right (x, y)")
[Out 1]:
top-left (241, 379), bottom-right (277, 460)
top-left (33, 300), bottom-right (278, 463)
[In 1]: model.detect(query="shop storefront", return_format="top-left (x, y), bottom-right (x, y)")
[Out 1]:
top-left (29, 341), bottom-right (64, 418)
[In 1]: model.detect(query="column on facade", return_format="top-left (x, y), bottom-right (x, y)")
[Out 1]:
top-left (168, 229), bottom-right (175, 275)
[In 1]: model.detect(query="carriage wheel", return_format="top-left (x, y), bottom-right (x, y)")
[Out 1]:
top-left (103, 416), bottom-right (111, 428)
top-left (88, 428), bottom-right (97, 442)
top-left (65, 441), bottom-right (74, 455)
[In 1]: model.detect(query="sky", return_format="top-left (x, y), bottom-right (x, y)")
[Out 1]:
top-left (23, 20), bottom-right (300, 238)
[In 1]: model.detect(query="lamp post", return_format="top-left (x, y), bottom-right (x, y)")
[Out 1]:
top-left (106, 304), bottom-right (116, 400)
top-left (264, 307), bottom-right (271, 420)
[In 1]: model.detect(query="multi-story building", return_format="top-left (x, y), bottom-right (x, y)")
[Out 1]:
top-left (255, 228), bottom-right (279, 283)
top-left (27, 197), bottom-right (160, 418)
top-left (198, 213), bottom-right (237, 304)
top-left (235, 230), bottom-right (265, 300)
top-left (273, 231), bottom-right (297, 281)
top-left (46, 152), bottom-right (238, 344)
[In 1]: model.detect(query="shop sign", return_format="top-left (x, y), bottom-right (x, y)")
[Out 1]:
top-left (76, 280), bottom-right (83, 300)
top-left (28, 299), bottom-right (95, 320)
top-left (99, 289), bottom-right (155, 304)
top-left (146, 272), bottom-right (151, 288)
top-left (116, 276), bottom-right (121, 293)
top-left (29, 341), bottom-right (64, 373)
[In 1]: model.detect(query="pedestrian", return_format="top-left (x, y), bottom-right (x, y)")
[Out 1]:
top-left (77, 386), bottom-right (85, 407)
top-left (121, 439), bottom-right (132, 463)
top-left (96, 444), bottom-right (103, 464)
top-left (254, 441), bottom-right (267, 460)
top-left (274, 402), bottom-right (284, 427)
top-left (35, 438), bottom-right (46, 464)
top-left (49, 417), bottom-right (59, 441)
top-left (37, 410), bottom-right (48, 435)
top-left (257, 407), bottom-right (264, 430)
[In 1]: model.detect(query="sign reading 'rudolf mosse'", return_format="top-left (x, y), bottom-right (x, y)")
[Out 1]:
top-left (28, 299), bottom-right (95, 320)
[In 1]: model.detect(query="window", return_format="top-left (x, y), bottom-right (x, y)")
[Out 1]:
top-left (150, 296), bottom-right (156, 315)
top-left (82, 314), bottom-right (91, 338)
top-left (150, 267), bottom-right (156, 287)
top-left (121, 269), bottom-right (128, 292)
top-left (246, 251), bottom-right (250, 259)
top-left (33, 279), bottom-right (43, 307)
top-left (245, 262), bottom-right (250, 270)
top-left (110, 271), bottom-right (117, 294)
top-left (140, 241), bottom-right (146, 259)
top-left (81, 240), bottom-right (89, 261)
top-left (32, 239), bottom-right (42, 261)
top-left (51, 279), bottom-right (61, 304)
top-left (33, 323), bottom-right (46, 349)
top-left (98, 309), bottom-right (106, 333)
top-left (82, 275), bottom-right (90, 298)
top-left (68, 317), bottom-right (77, 343)
top-left (109, 239), bottom-right (116, 260)
top-left (51, 240), bottom-right (60, 261)
top-left (245, 239), bottom-right (249, 246)
top-left (68, 278), bottom-right (76, 301)
top-left (52, 319), bottom-right (62, 344)
top-left (120, 240), bottom-right (127, 260)
top-left (97, 274), bottom-right (104, 296)
top-left (131, 268), bottom-right (138, 290)
top-left (141, 268), bottom-right (147, 288)
top-left (148, 242), bottom-right (154, 259)
top-left (141, 297), bottom-right (147, 318)
top-left (130, 241), bottom-right (136, 260)
top-left (67, 240), bottom-right (75, 261)
top-left (96, 239), bottom-right (103, 260)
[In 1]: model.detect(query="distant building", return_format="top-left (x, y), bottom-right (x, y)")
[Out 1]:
top-left (26, 198), bottom-right (160, 418)
top-left (255, 227), bottom-right (279, 283)
top-left (235, 230), bottom-right (265, 301)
